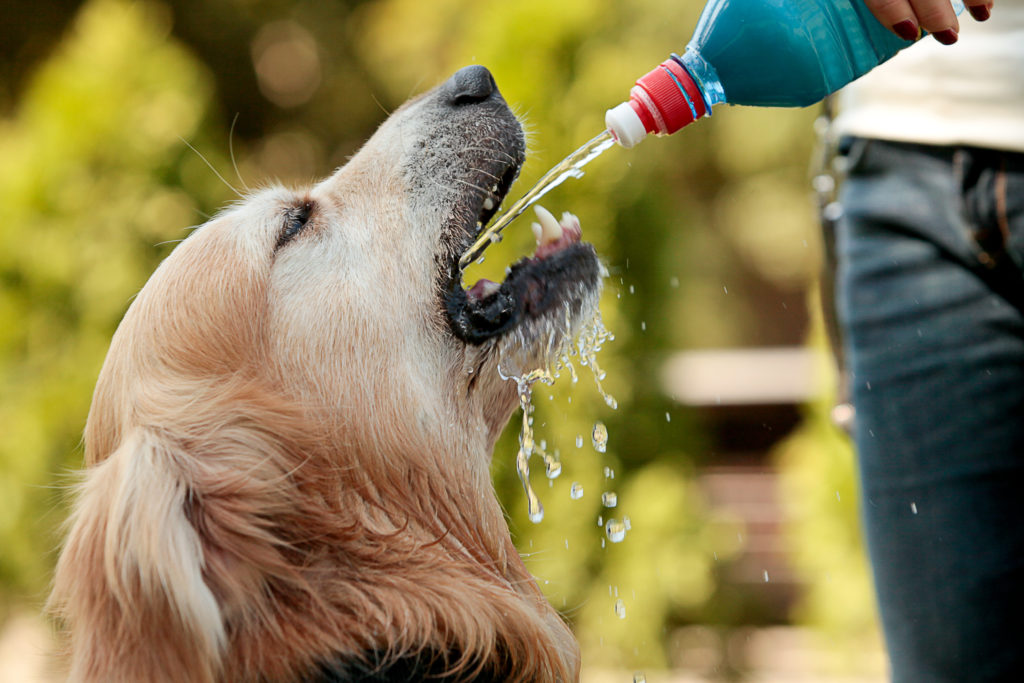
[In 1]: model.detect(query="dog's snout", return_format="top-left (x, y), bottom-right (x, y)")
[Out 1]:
top-left (443, 65), bottom-right (498, 106)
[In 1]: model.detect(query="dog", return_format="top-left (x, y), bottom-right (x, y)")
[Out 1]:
top-left (49, 65), bottom-right (602, 682)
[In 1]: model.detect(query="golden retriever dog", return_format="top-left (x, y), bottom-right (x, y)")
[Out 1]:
top-left (49, 66), bottom-right (602, 682)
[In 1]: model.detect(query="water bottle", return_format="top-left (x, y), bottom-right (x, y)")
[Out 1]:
top-left (605, 0), bottom-right (964, 147)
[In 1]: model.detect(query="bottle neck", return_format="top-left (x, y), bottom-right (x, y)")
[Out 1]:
top-left (676, 48), bottom-right (725, 109)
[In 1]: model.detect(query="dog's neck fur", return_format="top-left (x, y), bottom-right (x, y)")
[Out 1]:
top-left (52, 340), bottom-right (578, 682)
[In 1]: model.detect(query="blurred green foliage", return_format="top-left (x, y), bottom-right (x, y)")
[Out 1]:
top-left (0, 0), bottom-right (233, 610)
top-left (0, 0), bottom-right (877, 675)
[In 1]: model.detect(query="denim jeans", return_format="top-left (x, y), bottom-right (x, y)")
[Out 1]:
top-left (835, 138), bottom-right (1024, 682)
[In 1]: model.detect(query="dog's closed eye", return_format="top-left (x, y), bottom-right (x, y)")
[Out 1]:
top-left (276, 201), bottom-right (314, 250)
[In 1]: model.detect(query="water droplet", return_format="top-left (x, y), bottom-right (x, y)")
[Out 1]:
top-left (596, 515), bottom-right (603, 526)
top-left (545, 458), bottom-right (562, 479)
top-left (614, 598), bottom-right (626, 619)
top-left (836, 490), bottom-right (841, 502)
top-left (528, 502), bottom-right (544, 524)
top-left (603, 466), bottom-right (615, 479)
top-left (605, 518), bottom-right (626, 543)
top-left (633, 673), bottom-right (646, 683)
top-left (723, 285), bottom-right (728, 294)
top-left (641, 321), bottom-right (646, 331)
top-left (592, 421), bottom-right (608, 453)
top-left (575, 435), bottom-right (583, 448)
top-left (570, 482), bottom-right (584, 500)
top-left (763, 570), bottom-right (770, 582)
top-left (665, 412), bottom-right (671, 422)
top-left (629, 285), bottom-right (635, 294)
top-left (623, 515), bottom-right (631, 530)
top-left (910, 502), bottom-right (918, 514)
top-left (601, 491), bottom-right (617, 508)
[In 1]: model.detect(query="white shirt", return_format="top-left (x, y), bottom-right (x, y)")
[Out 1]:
top-left (834, 0), bottom-right (1024, 151)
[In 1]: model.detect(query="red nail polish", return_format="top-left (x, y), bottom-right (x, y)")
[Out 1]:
top-left (893, 20), bottom-right (920, 41)
top-left (968, 4), bottom-right (991, 21)
top-left (933, 28), bottom-right (959, 45)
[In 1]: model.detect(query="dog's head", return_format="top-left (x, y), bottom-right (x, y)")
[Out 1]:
top-left (52, 66), bottom-right (596, 681)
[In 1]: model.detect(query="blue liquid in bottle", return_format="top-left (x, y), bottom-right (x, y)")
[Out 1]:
top-left (606, 0), bottom-right (964, 147)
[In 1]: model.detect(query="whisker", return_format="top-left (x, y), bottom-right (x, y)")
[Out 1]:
top-left (179, 136), bottom-right (242, 199)
top-left (370, 91), bottom-right (392, 118)
top-left (228, 113), bottom-right (251, 194)
top-left (452, 178), bottom-right (489, 193)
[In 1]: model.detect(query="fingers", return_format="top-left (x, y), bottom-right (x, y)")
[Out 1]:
top-left (908, 0), bottom-right (960, 44)
top-left (864, 0), bottom-right (927, 40)
top-left (964, 0), bottom-right (993, 22)
top-left (864, 0), bottom-right (994, 46)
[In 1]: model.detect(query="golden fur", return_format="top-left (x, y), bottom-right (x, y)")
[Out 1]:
top-left (50, 70), bottom-right (585, 681)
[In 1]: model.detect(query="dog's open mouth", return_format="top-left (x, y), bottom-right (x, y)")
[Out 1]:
top-left (443, 156), bottom-right (602, 347)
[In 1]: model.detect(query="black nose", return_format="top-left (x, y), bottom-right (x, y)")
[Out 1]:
top-left (443, 65), bottom-right (498, 106)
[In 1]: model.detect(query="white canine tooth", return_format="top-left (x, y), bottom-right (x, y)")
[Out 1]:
top-left (531, 222), bottom-right (543, 244)
top-left (533, 205), bottom-right (563, 244)
top-left (483, 197), bottom-right (495, 211)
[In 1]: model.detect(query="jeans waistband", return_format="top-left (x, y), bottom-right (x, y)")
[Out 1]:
top-left (840, 136), bottom-right (1024, 171)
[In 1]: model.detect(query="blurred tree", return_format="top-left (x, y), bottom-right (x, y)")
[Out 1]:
top-left (0, 0), bottom-right (232, 610)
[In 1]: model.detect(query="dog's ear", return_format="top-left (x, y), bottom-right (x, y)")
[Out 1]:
top-left (52, 427), bottom-right (225, 683)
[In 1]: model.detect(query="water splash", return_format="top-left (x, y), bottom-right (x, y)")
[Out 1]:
top-left (460, 130), bottom-right (616, 269)
top-left (515, 384), bottom-right (544, 524)
top-left (498, 310), bottom-right (615, 523)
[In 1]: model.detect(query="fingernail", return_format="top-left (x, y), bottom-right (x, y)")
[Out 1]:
top-left (893, 20), bottom-right (920, 41)
top-left (968, 4), bottom-right (991, 21)
top-left (933, 28), bottom-right (959, 45)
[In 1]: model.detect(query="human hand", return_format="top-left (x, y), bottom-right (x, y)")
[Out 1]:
top-left (863, 0), bottom-right (993, 45)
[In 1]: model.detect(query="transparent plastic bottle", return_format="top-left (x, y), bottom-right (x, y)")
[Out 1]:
top-left (606, 0), bottom-right (964, 147)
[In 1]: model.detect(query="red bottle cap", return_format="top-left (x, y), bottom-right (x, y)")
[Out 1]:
top-left (633, 58), bottom-right (707, 134)
top-left (607, 58), bottom-right (708, 147)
